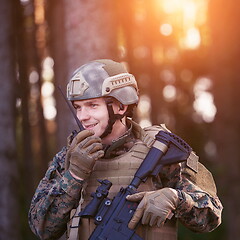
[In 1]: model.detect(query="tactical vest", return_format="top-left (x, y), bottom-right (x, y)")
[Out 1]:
top-left (69, 123), bottom-right (177, 240)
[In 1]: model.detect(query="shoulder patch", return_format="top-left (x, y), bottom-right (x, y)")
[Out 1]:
top-left (182, 162), bottom-right (217, 197)
top-left (186, 151), bottom-right (199, 173)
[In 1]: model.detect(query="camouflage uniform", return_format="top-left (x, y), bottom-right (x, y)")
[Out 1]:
top-left (28, 121), bottom-right (223, 240)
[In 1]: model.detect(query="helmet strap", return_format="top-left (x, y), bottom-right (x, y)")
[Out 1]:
top-left (100, 97), bottom-right (125, 139)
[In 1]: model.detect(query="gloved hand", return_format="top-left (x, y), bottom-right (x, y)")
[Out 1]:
top-left (66, 130), bottom-right (104, 180)
top-left (126, 188), bottom-right (179, 229)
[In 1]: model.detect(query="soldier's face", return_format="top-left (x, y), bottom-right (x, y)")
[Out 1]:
top-left (73, 98), bottom-right (109, 138)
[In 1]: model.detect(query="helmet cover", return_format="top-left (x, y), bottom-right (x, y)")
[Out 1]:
top-left (67, 59), bottom-right (139, 105)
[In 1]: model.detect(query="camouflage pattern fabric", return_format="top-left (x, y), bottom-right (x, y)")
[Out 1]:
top-left (28, 122), bottom-right (223, 240)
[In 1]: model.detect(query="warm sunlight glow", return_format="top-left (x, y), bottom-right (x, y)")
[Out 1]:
top-left (193, 92), bottom-right (216, 122)
top-left (41, 82), bottom-right (54, 97)
top-left (20, 0), bottom-right (29, 3)
top-left (137, 95), bottom-right (151, 115)
top-left (182, 1), bottom-right (197, 23)
top-left (43, 98), bottom-right (57, 120)
top-left (160, 23), bottom-right (173, 36)
top-left (155, 0), bottom-right (207, 49)
top-left (204, 141), bottom-right (217, 158)
top-left (137, 95), bottom-right (152, 128)
top-left (193, 77), bottom-right (216, 122)
top-left (181, 27), bottom-right (201, 49)
top-left (139, 119), bottom-right (152, 128)
top-left (160, 69), bottom-right (176, 84)
top-left (42, 57), bottom-right (54, 81)
top-left (35, 0), bottom-right (45, 24)
top-left (134, 46), bottom-right (149, 59)
top-left (29, 70), bottom-right (39, 84)
top-left (41, 57), bottom-right (56, 120)
top-left (163, 85), bottom-right (177, 102)
top-left (160, 0), bottom-right (183, 14)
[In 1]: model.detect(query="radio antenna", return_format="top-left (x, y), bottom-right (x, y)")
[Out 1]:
top-left (57, 86), bottom-right (84, 131)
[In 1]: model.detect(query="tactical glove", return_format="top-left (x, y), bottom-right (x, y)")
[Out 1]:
top-left (126, 188), bottom-right (179, 229)
top-left (66, 130), bottom-right (104, 180)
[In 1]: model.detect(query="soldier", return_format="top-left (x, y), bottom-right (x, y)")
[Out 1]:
top-left (29, 59), bottom-right (223, 240)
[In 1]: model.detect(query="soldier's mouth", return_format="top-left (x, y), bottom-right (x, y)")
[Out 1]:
top-left (84, 123), bottom-right (98, 129)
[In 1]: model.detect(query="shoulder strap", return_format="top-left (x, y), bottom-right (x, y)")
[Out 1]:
top-left (67, 188), bottom-right (84, 240)
top-left (132, 120), bottom-right (170, 148)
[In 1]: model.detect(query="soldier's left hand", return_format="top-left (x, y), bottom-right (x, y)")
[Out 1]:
top-left (126, 188), bottom-right (179, 229)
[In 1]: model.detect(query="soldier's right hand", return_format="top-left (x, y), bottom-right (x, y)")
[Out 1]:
top-left (67, 130), bottom-right (104, 180)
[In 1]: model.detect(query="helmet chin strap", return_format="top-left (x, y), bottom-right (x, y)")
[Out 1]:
top-left (100, 98), bottom-right (125, 139)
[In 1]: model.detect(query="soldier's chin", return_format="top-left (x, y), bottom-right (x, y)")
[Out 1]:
top-left (92, 128), bottom-right (104, 138)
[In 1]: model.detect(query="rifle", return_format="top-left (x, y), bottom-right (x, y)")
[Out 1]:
top-left (80, 130), bottom-right (198, 240)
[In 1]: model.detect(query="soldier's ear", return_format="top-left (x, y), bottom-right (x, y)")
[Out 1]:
top-left (119, 104), bottom-right (128, 115)
top-left (119, 103), bottom-right (124, 110)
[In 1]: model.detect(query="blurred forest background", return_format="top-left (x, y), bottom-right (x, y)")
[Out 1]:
top-left (1, 0), bottom-right (240, 239)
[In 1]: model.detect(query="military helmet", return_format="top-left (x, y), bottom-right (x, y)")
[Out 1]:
top-left (67, 59), bottom-right (139, 105)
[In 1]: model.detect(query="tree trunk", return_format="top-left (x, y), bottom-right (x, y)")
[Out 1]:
top-left (16, 0), bottom-right (35, 204)
top-left (48, 0), bottom-right (119, 149)
top-left (0, 0), bottom-right (19, 239)
top-left (209, 1), bottom-right (240, 239)
top-left (46, 0), bottom-right (69, 150)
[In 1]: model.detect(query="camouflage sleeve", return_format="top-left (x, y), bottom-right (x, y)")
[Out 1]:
top-left (160, 161), bottom-right (223, 233)
top-left (28, 147), bottom-right (84, 240)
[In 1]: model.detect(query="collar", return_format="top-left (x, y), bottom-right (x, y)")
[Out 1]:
top-left (103, 121), bottom-right (133, 158)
